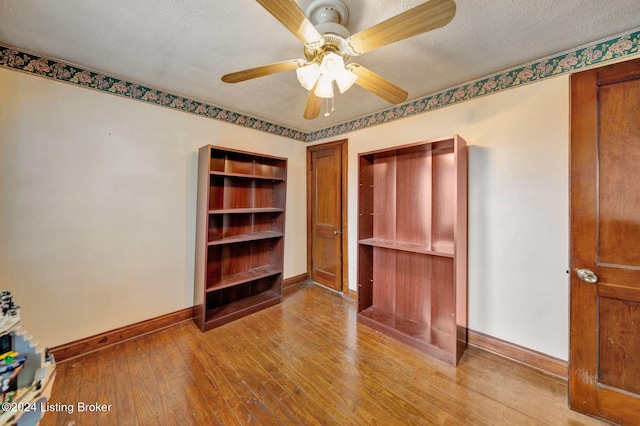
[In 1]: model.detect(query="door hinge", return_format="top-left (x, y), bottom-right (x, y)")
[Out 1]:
top-left (310, 260), bottom-right (313, 270)
top-left (310, 161), bottom-right (313, 171)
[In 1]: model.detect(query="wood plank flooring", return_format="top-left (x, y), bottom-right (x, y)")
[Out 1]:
top-left (41, 283), bottom-right (605, 425)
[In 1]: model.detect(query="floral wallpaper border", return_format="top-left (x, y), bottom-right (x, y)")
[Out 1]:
top-left (0, 44), bottom-right (308, 142)
top-left (1, 29), bottom-right (639, 143)
top-left (307, 29), bottom-right (640, 142)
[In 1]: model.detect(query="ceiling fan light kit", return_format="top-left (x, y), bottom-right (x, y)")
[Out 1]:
top-left (314, 68), bottom-right (335, 98)
top-left (307, 52), bottom-right (358, 97)
top-left (296, 62), bottom-right (321, 90)
top-left (334, 64), bottom-right (358, 93)
top-left (222, 0), bottom-right (456, 119)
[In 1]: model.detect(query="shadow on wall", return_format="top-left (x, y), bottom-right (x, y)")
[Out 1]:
top-left (185, 150), bottom-right (199, 307)
top-left (467, 144), bottom-right (492, 331)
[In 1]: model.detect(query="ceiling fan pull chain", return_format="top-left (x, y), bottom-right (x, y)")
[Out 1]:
top-left (324, 96), bottom-right (336, 117)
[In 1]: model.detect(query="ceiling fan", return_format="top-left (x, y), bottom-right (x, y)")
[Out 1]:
top-left (221, 0), bottom-right (456, 119)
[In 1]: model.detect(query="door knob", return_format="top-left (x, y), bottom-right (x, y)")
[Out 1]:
top-left (334, 230), bottom-right (342, 235)
top-left (577, 269), bottom-right (598, 284)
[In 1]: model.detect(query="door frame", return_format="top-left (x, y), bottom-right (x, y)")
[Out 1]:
top-left (306, 139), bottom-right (349, 296)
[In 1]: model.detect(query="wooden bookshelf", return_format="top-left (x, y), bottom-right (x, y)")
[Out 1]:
top-left (357, 135), bottom-right (468, 365)
top-left (194, 146), bottom-right (287, 332)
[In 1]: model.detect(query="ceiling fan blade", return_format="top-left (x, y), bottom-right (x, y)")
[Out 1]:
top-left (349, 64), bottom-right (408, 104)
top-left (304, 86), bottom-right (322, 120)
top-left (256, 0), bottom-right (324, 46)
top-left (221, 60), bottom-right (302, 83)
top-left (347, 0), bottom-right (456, 55)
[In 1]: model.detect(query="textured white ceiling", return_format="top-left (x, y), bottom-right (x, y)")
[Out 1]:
top-left (1, 0), bottom-right (639, 132)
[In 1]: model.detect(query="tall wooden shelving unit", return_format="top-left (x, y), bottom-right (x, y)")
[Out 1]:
top-left (357, 135), bottom-right (468, 365)
top-left (194, 145), bottom-right (287, 332)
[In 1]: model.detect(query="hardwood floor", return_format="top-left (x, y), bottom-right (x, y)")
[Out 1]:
top-left (41, 283), bottom-right (605, 425)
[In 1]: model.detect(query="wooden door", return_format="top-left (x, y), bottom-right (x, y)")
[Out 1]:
top-left (569, 57), bottom-right (640, 424)
top-left (307, 141), bottom-right (347, 293)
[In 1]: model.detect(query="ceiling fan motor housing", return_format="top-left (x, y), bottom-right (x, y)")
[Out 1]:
top-left (307, 0), bottom-right (349, 26)
top-left (304, 33), bottom-right (351, 62)
top-left (305, 0), bottom-right (352, 62)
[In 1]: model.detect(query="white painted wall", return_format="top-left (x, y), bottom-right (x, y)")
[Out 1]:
top-left (312, 76), bottom-right (571, 360)
top-left (0, 65), bottom-right (580, 360)
top-left (0, 68), bottom-right (307, 348)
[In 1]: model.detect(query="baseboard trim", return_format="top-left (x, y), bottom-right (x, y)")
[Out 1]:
top-left (52, 275), bottom-right (308, 362)
top-left (468, 329), bottom-right (568, 379)
top-left (50, 290), bottom-right (569, 379)
top-left (51, 307), bottom-right (196, 363)
top-left (283, 273), bottom-right (309, 289)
